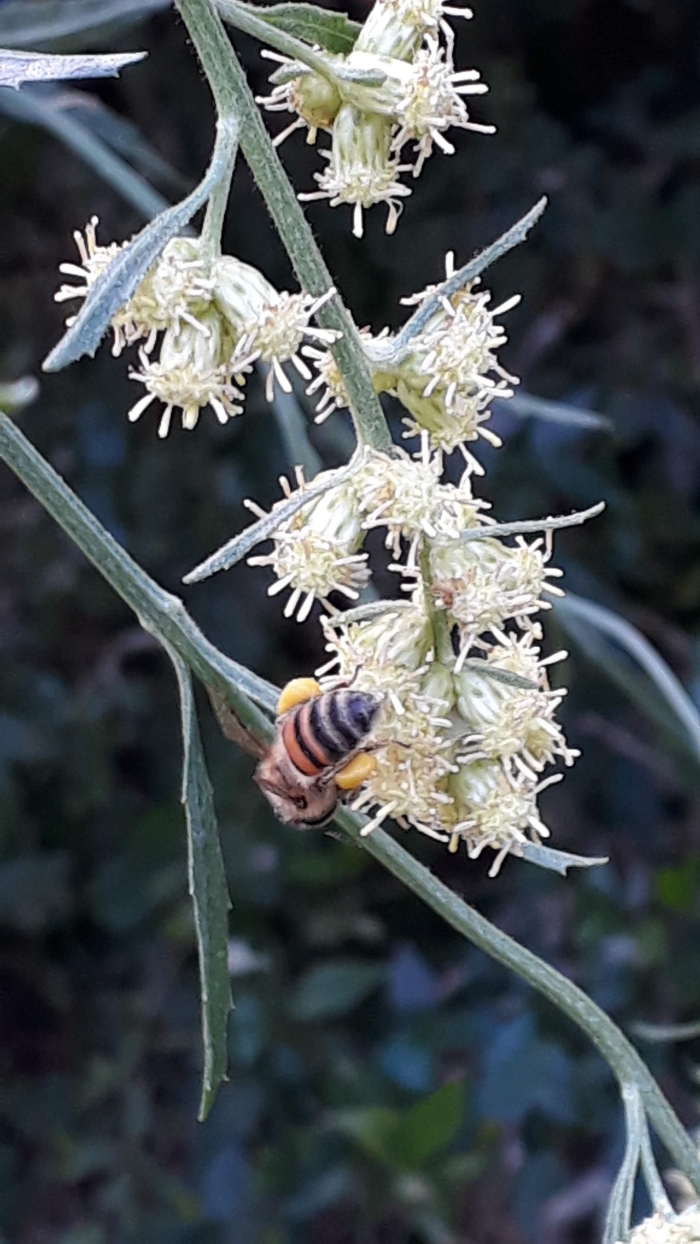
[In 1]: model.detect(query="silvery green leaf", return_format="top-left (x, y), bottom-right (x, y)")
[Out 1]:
top-left (0, 48), bottom-right (145, 88)
top-left (220, 0), bottom-right (360, 54)
top-left (0, 376), bottom-right (39, 413)
top-left (460, 660), bottom-right (538, 691)
top-left (167, 646), bottom-right (232, 1123)
top-left (183, 465), bottom-right (355, 584)
top-left (0, 85), bottom-right (171, 223)
top-left (269, 61), bottom-right (310, 85)
top-left (395, 199), bottom-right (547, 354)
top-left (505, 391), bottom-right (612, 431)
top-left (43, 114), bottom-right (238, 372)
top-left (334, 63), bottom-right (387, 86)
top-left (0, 0), bottom-right (167, 48)
top-left (632, 1019), bottom-right (700, 1043)
top-left (515, 842), bottom-right (609, 875)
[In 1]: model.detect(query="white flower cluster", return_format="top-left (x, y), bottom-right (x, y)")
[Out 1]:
top-left (305, 257), bottom-right (520, 464)
top-left (258, 0), bottom-right (492, 236)
top-left (623, 1209), bottom-right (700, 1244)
top-left (247, 433), bottom-right (580, 873)
top-left (55, 221), bottom-right (338, 437)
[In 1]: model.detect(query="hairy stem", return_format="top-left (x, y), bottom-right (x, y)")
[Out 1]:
top-left (174, 0), bottom-right (392, 454)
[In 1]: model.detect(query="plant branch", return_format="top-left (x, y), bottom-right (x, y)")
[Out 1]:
top-left (173, 0), bottom-right (392, 454)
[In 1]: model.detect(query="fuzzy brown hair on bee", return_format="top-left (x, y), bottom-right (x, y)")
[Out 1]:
top-left (209, 678), bottom-right (381, 830)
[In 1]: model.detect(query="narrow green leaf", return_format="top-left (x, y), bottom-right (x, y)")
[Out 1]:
top-left (515, 842), bottom-right (609, 875)
top-left (633, 1019), bottom-right (700, 1044)
top-left (43, 113), bottom-right (238, 372)
top-left (168, 646), bottom-right (232, 1122)
top-left (183, 465), bottom-right (353, 584)
top-left (506, 391), bottom-right (612, 431)
top-left (0, 0), bottom-right (168, 48)
top-left (0, 85), bottom-right (171, 223)
top-left (395, 199), bottom-right (547, 354)
top-left (0, 48), bottom-right (145, 88)
top-left (222, 1), bottom-right (360, 54)
top-left (460, 660), bottom-right (538, 691)
top-left (290, 959), bottom-right (385, 1021)
top-left (393, 1080), bottom-right (467, 1168)
top-left (459, 501), bottom-right (605, 543)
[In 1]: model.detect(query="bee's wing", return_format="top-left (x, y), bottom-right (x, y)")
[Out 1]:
top-left (207, 687), bottom-right (269, 762)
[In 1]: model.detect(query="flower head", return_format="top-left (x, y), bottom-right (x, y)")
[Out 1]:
top-left (429, 530), bottom-right (564, 645)
top-left (299, 104), bottom-right (412, 238)
top-left (247, 470), bottom-right (370, 620)
top-left (320, 605), bottom-right (457, 835)
top-left (55, 221), bottom-right (214, 356)
top-left (454, 630), bottom-right (578, 779)
top-left (356, 437), bottom-right (484, 557)
top-left (257, 57), bottom-right (342, 146)
top-left (356, 0), bottom-right (473, 62)
top-left (212, 256), bottom-right (339, 400)
top-left (448, 760), bottom-right (554, 875)
top-left (338, 40), bottom-right (492, 176)
top-left (393, 268), bottom-right (520, 461)
top-left (625, 1209), bottom-right (700, 1244)
top-left (127, 310), bottom-right (241, 438)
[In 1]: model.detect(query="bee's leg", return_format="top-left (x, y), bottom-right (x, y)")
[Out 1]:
top-left (333, 751), bottom-right (377, 791)
top-left (206, 686), bottom-right (268, 762)
top-left (276, 677), bottom-right (322, 716)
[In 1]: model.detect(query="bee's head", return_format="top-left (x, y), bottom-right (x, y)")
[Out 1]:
top-left (256, 776), bottom-right (338, 830)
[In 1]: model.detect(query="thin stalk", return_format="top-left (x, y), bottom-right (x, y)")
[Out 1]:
top-left (418, 539), bottom-right (454, 667)
top-left (200, 121), bottom-right (236, 258)
top-left (216, 0), bottom-right (338, 78)
top-left (639, 1114), bottom-right (675, 1216)
top-left (173, 0), bottom-right (392, 454)
top-left (602, 1084), bottom-right (644, 1244)
top-left (2, 411), bottom-right (699, 1196)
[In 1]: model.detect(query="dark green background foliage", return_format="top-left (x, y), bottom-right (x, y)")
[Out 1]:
top-left (1, 0), bottom-right (700, 1240)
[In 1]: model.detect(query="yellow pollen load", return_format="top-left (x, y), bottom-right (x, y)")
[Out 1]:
top-left (276, 677), bottom-right (322, 715)
top-left (335, 753), bottom-right (377, 791)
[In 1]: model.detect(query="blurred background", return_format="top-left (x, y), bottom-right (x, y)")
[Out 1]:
top-left (2, 0), bottom-right (700, 1240)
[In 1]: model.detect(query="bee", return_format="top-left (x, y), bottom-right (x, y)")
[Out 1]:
top-left (210, 677), bottom-right (381, 829)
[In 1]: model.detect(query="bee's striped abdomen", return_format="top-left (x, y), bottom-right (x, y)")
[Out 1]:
top-left (281, 689), bottom-right (380, 778)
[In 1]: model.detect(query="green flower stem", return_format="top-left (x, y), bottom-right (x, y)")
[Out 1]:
top-left (173, 0), bottom-right (393, 455)
top-left (2, 411), bottom-right (698, 1195)
top-left (418, 540), bottom-right (454, 667)
top-left (0, 412), bottom-right (270, 738)
top-left (335, 804), bottom-right (700, 1194)
top-left (216, 0), bottom-right (339, 78)
top-left (200, 124), bottom-right (236, 259)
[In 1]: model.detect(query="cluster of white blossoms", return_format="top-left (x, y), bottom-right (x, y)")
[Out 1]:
top-left (243, 430), bottom-right (580, 873)
top-left (55, 221), bottom-right (338, 437)
top-left (257, 0), bottom-right (493, 236)
top-left (621, 1209), bottom-right (700, 1244)
top-left (305, 256), bottom-right (521, 465)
